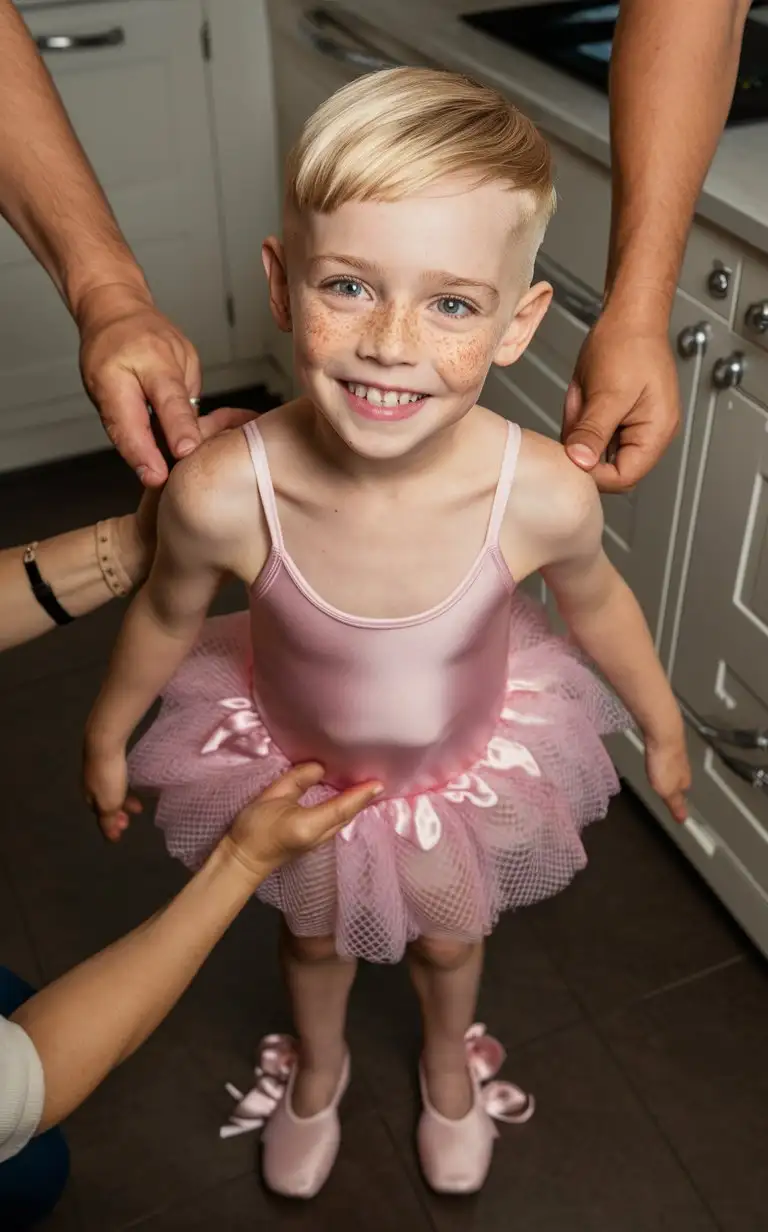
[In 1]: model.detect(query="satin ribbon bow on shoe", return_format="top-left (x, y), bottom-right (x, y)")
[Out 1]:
top-left (464, 1022), bottom-right (535, 1123)
top-left (220, 1034), bottom-right (296, 1139)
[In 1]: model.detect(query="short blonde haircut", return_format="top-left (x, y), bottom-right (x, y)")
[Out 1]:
top-left (286, 68), bottom-right (556, 227)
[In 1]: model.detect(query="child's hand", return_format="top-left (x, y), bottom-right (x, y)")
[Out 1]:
top-left (644, 729), bottom-right (691, 824)
top-left (83, 741), bottom-right (142, 842)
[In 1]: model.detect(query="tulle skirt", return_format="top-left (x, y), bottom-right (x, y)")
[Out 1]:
top-left (129, 599), bottom-right (630, 962)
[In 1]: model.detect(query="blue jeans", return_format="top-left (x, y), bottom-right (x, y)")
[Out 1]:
top-left (0, 967), bottom-right (70, 1229)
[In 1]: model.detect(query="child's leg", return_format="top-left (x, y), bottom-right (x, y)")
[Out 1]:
top-left (407, 937), bottom-right (483, 1119)
top-left (280, 920), bottom-right (357, 1117)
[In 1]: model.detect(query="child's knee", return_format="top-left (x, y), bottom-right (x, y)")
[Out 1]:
top-left (282, 927), bottom-right (339, 964)
top-left (410, 935), bottom-right (476, 971)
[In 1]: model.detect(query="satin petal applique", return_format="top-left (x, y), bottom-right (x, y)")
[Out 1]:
top-left (393, 797), bottom-right (413, 840)
top-left (481, 1080), bottom-right (536, 1124)
top-left (500, 705), bottom-right (549, 725)
top-left (201, 696), bottom-right (271, 759)
top-left (412, 795), bottom-right (443, 850)
top-left (443, 773), bottom-right (498, 807)
top-left (483, 737), bottom-right (541, 777)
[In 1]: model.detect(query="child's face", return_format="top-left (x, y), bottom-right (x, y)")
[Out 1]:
top-left (264, 177), bottom-right (551, 461)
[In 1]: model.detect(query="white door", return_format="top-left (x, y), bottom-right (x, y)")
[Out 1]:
top-left (0, 0), bottom-right (230, 415)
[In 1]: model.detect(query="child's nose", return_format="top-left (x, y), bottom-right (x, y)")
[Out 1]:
top-left (357, 302), bottom-right (419, 366)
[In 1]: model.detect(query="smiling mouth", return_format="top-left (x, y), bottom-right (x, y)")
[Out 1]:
top-left (343, 381), bottom-right (427, 408)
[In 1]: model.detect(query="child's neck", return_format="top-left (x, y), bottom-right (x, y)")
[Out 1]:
top-left (304, 398), bottom-right (474, 488)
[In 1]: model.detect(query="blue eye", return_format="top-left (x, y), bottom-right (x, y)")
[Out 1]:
top-left (327, 278), bottom-right (366, 298)
top-left (436, 297), bottom-right (474, 318)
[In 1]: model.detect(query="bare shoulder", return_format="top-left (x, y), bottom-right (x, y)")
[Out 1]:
top-left (163, 425), bottom-right (256, 538)
top-left (510, 428), bottom-right (601, 536)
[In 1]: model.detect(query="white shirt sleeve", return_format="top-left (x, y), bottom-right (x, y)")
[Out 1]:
top-left (0, 1014), bottom-right (45, 1163)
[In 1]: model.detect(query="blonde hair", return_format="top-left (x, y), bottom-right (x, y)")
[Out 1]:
top-left (286, 67), bottom-right (556, 227)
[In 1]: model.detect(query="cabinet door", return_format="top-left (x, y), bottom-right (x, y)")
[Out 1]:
top-left (481, 290), bottom-right (711, 639)
top-left (671, 384), bottom-right (768, 896)
top-left (0, 0), bottom-right (230, 413)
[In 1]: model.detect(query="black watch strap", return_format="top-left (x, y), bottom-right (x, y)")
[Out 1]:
top-left (23, 543), bottom-right (74, 626)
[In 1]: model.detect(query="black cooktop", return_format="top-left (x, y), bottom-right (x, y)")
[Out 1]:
top-left (462, 1), bottom-right (768, 125)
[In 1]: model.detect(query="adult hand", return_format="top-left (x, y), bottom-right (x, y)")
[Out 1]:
top-left (113, 407), bottom-right (260, 588)
top-left (561, 307), bottom-right (681, 493)
top-left (223, 764), bottom-right (383, 879)
top-left (77, 281), bottom-right (202, 487)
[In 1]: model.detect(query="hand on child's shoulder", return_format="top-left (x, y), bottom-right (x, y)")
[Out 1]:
top-left (157, 417), bottom-right (267, 576)
top-left (501, 429), bottom-right (603, 575)
top-left (516, 430), bottom-right (600, 532)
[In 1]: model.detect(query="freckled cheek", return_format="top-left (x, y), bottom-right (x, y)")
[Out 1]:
top-left (294, 298), bottom-right (359, 365)
top-left (433, 331), bottom-right (496, 391)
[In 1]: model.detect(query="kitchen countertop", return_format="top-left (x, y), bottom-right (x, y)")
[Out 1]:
top-left (346, 0), bottom-right (768, 255)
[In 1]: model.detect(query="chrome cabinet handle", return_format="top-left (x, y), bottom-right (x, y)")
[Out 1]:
top-left (299, 6), bottom-right (403, 71)
top-left (707, 261), bottom-right (732, 300)
top-left (678, 700), bottom-right (768, 751)
top-left (677, 322), bottom-right (711, 359)
top-left (744, 300), bottom-right (768, 334)
top-left (712, 351), bottom-right (746, 390)
top-left (36, 28), bottom-right (125, 52)
top-left (533, 254), bottom-right (602, 327)
top-left (680, 700), bottom-right (768, 794)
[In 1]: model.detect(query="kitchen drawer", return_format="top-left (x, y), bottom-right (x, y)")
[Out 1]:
top-left (671, 384), bottom-right (768, 897)
top-left (678, 222), bottom-right (744, 324)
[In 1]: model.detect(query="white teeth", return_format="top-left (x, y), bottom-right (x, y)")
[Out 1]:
top-left (346, 382), bottom-right (423, 406)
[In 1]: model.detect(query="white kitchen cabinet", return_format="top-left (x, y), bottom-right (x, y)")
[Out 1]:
top-left (1, 0), bottom-right (280, 471)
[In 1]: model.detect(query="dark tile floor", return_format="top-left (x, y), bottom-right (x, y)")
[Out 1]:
top-left (1, 409), bottom-right (767, 1232)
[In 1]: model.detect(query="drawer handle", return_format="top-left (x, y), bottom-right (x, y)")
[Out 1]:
top-left (533, 254), bottom-right (602, 327)
top-left (299, 6), bottom-right (403, 71)
top-left (744, 300), bottom-right (768, 335)
top-left (677, 322), bottom-right (711, 359)
top-left (678, 699), bottom-right (768, 750)
top-left (680, 700), bottom-right (768, 793)
top-left (712, 351), bottom-right (746, 390)
top-left (706, 261), bottom-right (732, 300)
top-left (36, 28), bottom-right (125, 52)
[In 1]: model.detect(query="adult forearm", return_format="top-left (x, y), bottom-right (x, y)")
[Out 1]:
top-left (606, 0), bottom-right (750, 318)
top-left (11, 841), bottom-right (267, 1131)
top-left (558, 574), bottom-right (680, 742)
top-left (0, 0), bottom-right (148, 317)
top-left (0, 517), bottom-right (147, 652)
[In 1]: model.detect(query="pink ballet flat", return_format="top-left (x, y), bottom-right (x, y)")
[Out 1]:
top-left (417, 1024), bottom-right (535, 1195)
top-left (219, 1034), bottom-right (349, 1199)
top-left (262, 1052), bottom-right (350, 1198)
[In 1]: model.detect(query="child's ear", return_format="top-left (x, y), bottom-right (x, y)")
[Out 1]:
top-left (262, 237), bottom-right (292, 333)
top-left (493, 281), bottom-right (552, 367)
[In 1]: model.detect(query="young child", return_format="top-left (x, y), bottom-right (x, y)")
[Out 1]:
top-left (84, 69), bottom-right (690, 1199)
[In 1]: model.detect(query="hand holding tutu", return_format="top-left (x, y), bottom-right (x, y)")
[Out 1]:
top-left (222, 763), bottom-right (384, 878)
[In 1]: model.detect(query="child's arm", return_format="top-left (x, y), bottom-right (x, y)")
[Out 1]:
top-left (505, 438), bottom-right (690, 823)
top-left (84, 433), bottom-right (264, 840)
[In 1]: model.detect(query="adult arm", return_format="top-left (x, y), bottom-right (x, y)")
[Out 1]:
top-left (563, 0), bottom-right (752, 490)
top-left (0, 409), bottom-right (253, 652)
top-left (0, 0), bottom-right (202, 481)
top-left (10, 766), bottom-right (380, 1135)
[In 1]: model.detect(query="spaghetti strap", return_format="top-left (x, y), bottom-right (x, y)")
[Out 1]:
top-left (486, 421), bottom-right (522, 545)
top-left (242, 420), bottom-right (284, 552)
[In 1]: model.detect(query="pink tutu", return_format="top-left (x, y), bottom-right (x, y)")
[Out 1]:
top-left (129, 599), bottom-right (630, 962)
